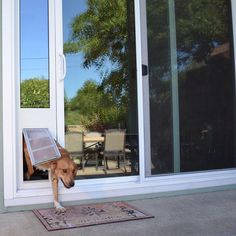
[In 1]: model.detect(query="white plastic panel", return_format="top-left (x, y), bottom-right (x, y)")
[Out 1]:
top-left (23, 128), bottom-right (61, 166)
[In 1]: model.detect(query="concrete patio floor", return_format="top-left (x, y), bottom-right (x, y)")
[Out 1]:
top-left (0, 189), bottom-right (236, 236)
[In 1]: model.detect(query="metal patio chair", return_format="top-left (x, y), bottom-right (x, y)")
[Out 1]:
top-left (84, 131), bottom-right (102, 170)
top-left (65, 131), bottom-right (85, 170)
top-left (101, 129), bottom-right (127, 173)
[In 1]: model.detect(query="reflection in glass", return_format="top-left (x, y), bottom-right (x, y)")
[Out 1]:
top-left (147, 0), bottom-right (235, 175)
top-left (63, 0), bottom-right (139, 178)
top-left (176, 0), bottom-right (235, 172)
top-left (146, 0), bottom-right (173, 174)
top-left (20, 0), bottom-right (49, 108)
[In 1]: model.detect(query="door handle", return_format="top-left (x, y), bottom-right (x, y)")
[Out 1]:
top-left (142, 64), bottom-right (148, 76)
top-left (59, 54), bottom-right (67, 81)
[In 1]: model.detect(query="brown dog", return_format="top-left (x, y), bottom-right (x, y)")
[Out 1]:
top-left (24, 141), bottom-right (78, 212)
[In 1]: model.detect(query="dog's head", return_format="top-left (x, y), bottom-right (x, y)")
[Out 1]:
top-left (51, 148), bottom-right (78, 188)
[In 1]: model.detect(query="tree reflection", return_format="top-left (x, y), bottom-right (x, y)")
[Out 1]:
top-left (147, 0), bottom-right (235, 173)
top-left (63, 0), bottom-right (235, 173)
top-left (64, 0), bottom-right (137, 132)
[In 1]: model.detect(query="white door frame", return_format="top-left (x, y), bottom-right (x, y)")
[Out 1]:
top-left (16, 0), bottom-right (59, 192)
top-left (2, 0), bottom-right (236, 208)
top-left (139, 0), bottom-right (151, 177)
top-left (55, 0), bottom-right (65, 147)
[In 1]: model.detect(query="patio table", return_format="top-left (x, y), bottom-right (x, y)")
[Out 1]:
top-left (83, 136), bottom-right (104, 170)
top-left (83, 136), bottom-right (104, 143)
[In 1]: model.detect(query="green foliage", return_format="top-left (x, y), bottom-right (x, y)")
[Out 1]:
top-left (175, 0), bottom-right (230, 62)
top-left (70, 80), bottom-right (103, 114)
top-left (21, 78), bottom-right (49, 108)
top-left (63, 0), bottom-right (138, 131)
top-left (64, 0), bottom-right (133, 106)
top-left (65, 110), bottom-right (83, 126)
top-left (65, 80), bottom-right (126, 131)
top-left (65, 0), bottom-right (127, 68)
top-left (147, 0), bottom-right (230, 69)
top-left (63, 42), bottom-right (79, 54)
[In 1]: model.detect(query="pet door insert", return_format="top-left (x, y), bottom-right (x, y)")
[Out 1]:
top-left (23, 128), bottom-right (61, 166)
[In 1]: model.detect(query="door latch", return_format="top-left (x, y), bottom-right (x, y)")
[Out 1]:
top-left (142, 64), bottom-right (148, 76)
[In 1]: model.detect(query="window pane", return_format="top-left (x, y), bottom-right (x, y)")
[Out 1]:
top-left (63, 0), bottom-right (139, 178)
top-left (146, 0), bottom-right (173, 174)
top-left (176, 0), bottom-right (236, 172)
top-left (20, 0), bottom-right (50, 108)
top-left (146, 0), bottom-right (235, 175)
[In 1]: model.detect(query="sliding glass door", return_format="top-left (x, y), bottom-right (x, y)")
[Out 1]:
top-left (4, 0), bottom-right (236, 207)
top-left (62, 0), bottom-right (139, 178)
top-left (144, 0), bottom-right (236, 175)
top-left (19, 0), bottom-right (236, 183)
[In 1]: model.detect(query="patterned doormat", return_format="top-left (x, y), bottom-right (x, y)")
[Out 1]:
top-left (33, 201), bottom-right (154, 231)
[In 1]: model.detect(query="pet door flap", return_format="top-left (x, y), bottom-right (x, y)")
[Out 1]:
top-left (23, 128), bottom-right (61, 166)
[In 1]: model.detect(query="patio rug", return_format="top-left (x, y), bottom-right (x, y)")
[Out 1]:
top-left (33, 201), bottom-right (154, 231)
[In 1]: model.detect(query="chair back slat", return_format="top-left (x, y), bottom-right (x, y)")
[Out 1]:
top-left (104, 129), bottom-right (126, 152)
top-left (65, 132), bottom-right (83, 154)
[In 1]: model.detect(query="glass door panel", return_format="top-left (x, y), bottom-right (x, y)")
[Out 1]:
top-left (20, 0), bottom-right (50, 108)
top-left (62, 0), bottom-right (139, 178)
top-left (20, 0), bottom-right (57, 181)
top-left (176, 0), bottom-right (236, 171)
top-left (144, 0), bottom-right (236, 175)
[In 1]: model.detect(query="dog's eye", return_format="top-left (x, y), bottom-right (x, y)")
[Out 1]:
top-left (62, 169), bottom-right (67, 173)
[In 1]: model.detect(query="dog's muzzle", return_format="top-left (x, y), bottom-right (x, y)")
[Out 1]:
top-left (60, 178), bottom-right (75, 189)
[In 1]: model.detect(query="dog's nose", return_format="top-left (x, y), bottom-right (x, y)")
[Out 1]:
top-left (70, 182), bottom-right (75, 187)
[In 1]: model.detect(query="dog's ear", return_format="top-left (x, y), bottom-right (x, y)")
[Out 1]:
top-left (59, 147), bottom-right (73, 160)
top-left (59, 147), bottom-right (70, 156)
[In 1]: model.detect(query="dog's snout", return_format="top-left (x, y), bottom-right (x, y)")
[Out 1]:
top-left (70, 182), bottom-right (75, 187)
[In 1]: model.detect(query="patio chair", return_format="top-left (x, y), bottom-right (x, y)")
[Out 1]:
top-left (102, 129), bottom-right (127, 173)
top-left (65, 131), bottom-right (85, 170)
top-left (84, 132), bottom-right (102, 170)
